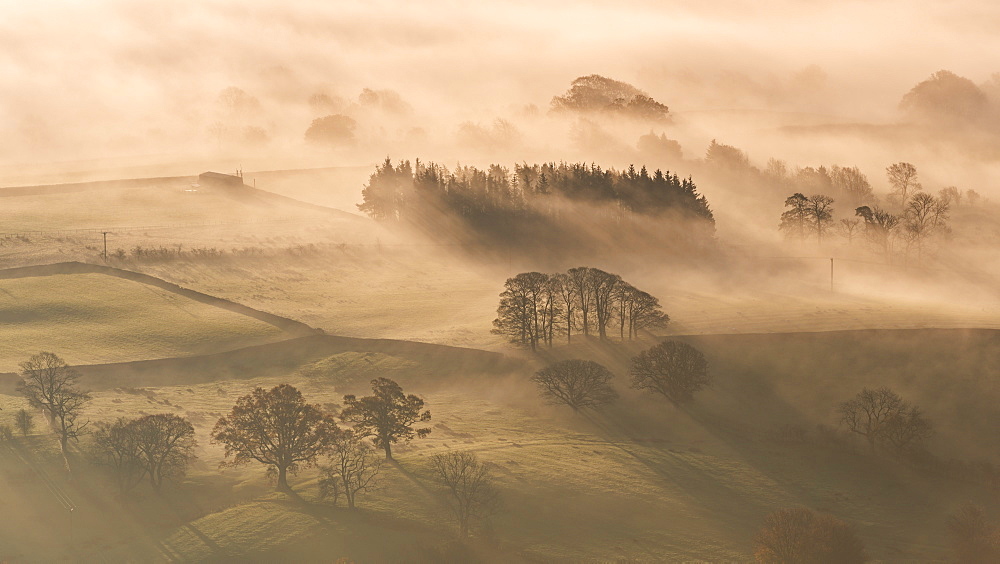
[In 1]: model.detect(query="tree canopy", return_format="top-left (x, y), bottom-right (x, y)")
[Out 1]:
top-left (340, 378), bottom-right (431, 460)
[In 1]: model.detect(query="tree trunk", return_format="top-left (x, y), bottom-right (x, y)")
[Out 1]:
top-left (383, 441), bottom-right (393, 460)
top-left (277, 465), bottom-right (289, 490)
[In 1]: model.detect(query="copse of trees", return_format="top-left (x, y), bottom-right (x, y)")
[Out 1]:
top-left (779, 193), bottom-right (834, 242)
top-left (92, 413), bottom-right (196, 494)
top-left (492, 267), bottom-right (668, 350)
top-left (629, 341), bottom-right (710, 406)
top-left (357, 158), bottom-right (715, 251)
top-left (530, 360), bottom-right (618, 411)
top-left (838, 387), bottom-right (932, 452)
top-left (17, 352), bottom-right (90, 449)
top-left (212, 384), bottom-right (337, 491)
top-left (318, 429), bottom-right (382, 509)
top-left (550, 74), bottom-right (670, 122)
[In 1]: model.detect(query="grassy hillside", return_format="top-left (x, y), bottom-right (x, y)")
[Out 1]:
top-left (0, 273), bottom-right (291, 372)
top-left (2, 329), bottom-right (997, 561)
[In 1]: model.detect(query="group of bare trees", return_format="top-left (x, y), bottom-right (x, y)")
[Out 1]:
top-left (530, 341), bottom-right (711, 412)
top-left (779, 162), bottom-right (957, 262)
top-left (493, 267), bottom-right (668, 351)
top-left (17, 352), bottom-right (91, 450)
top-left (838, 387), bottom-right (932, 453)
top-left (92, 414), bottom-right (196, 494)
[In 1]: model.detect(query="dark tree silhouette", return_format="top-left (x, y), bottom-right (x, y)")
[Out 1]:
top-left (805, 194), bottom-right (835, 243)
top-left (630, 341), bottom-right (709, 405)
top-left (855, 205), bottom-right (901, 259)
top-left (431, 451), bottom-right (501, 538)
top-left (886, 162), bottom-right (921, 205)
top-left (17, 352), bottom-right (90, 449)
top-left (212, 384), bottom-right (335, 490)
top-left (901, 70), bottom-right (989, 124)
top-left (550, 75), bottom-right (669, 121)
top-left (340, 378), bottom-right (431, 460)
top-left (133, 414), bottom-right (196, 491)
top-left (903, 192), bottom-right (949, 261)
top-left (753, 506), bottom-right (867, 563)
top-left (319, 429), bottom-right (382, 509)
top-left (838, 387), bottom-right (931, 452)
top-left (492, 272), bottom-right (555, 351)
top-left (779, 193), bottom-right (810, 239)
top-left (92, 418), bottom-right (147, 495)
top-left (530, 360), bottom-right (618, 411)
top-left (14, 408), bottom-right (34, 437)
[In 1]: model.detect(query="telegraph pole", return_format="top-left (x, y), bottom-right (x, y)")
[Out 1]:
top-left (101, 231), bottom-right (109, 262)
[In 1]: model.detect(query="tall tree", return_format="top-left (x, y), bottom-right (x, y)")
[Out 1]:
top-left (831, 165), bottom-right (873, 207)
top-left (566, 267), bottom-right (595, 337)
top-left (805, 194), bottom-right (835, 243)
top-left (530, 360), bottom-right (619, 411)
top-left (133, 414), bottom-right (197, 492)
top-left (431, 451), bottom-right (501, 538)
top-left (212, 384), bottom-right (335, 490)
top-left (319, 429), bottom-right (382, 509)
top-left (630, 341), bottom-right (710, 406)
top-left (855, 205), bottom-right (901, 259)
top-left (552, 273), bottom-right (577, 344)
top-left (886, 162), bottom-right (921, 206)
top-left (903, 192), bottom-right (949, 261)
top-left (17, 352), bottom-right (90, 449)
top-left (92, 418), bottom-right (147, 495)
top-left (590, 268), bottom-right (622, 341)
top-left (779, 193), bottom-right (810, 239)
top-left (492, 272), bottom-right (551, 351)
top-left (340, 378), bottom-right (431, 460)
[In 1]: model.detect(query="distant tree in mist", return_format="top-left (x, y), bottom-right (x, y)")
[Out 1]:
top-left (805, 194), bottom-right (835, 243)
top-left (14, 408), bottom-right (34, 437)
top-left (456, 118), bottom-right (521, 151)
top-left (902, 192), bottom-right (949, 261)
top-left (885, 162), bottom-right (921, 206)
top-left (551, 75), bottom-right (669, 121)
top-left (838, 387), bottom-right (931, 452)
top-left (778, 193), bottom-right (809, 239)
top-left (305, 114), bottom-right (357, 147)
top-left (947, 503), bottom-right (1000, 564)
top-left (213, 384), bottom-right (336, 491)
top-left (637, 131), bottom-right (683, 163)
top-left (93, 418), bottom-right (147, 495)
top-left (938, 186), bottom-right (962, 207)
top-left (92, 413), bottom-right (196, 494)
top-left (855, 205), bottom-right (901, 259)
top-left (358, 157), bottom-right (411, 221)
top-left (340, 378), bottom-right (431, 460)
top-left (901, 70), bottom-right (990, 125)
top-left (358, 88), bottom-right (411, 114)
top-left (793, 166), bottom-right (832, 196)
top-left (630, 341), bottom-right (709, 406)
top-left (492, 267), bottom-right (668, 349)
top-left (318, 429), bottom-right (382, 509)
top-left (530, 360), bottom-right (618, 411)
top-left (830, 165), bottom-right (874, 207)
top-left (705, 139), bottom-right (752, 172)
top-left (430, 450), bottom-right (500, 538)
top-left (753, 506), bottom-right (867, 564)
top-left (839, 218), bottom-right (861, 243)
top-left (17, 352), bottom-right (90, 449)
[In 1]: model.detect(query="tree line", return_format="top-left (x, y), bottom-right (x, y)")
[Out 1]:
top-left (358, 158), bottom-right (715, 249)
top-left (492, 267), bottom-right (669, 351)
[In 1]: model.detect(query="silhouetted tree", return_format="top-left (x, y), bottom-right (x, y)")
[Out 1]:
top-left (319, 429), bottom-right (382, 509)
top-left (838, 387), bottom-right (931, 452)
top-left (855, 205), bottom-right (901, 259)
top-left (805, 194), bottom-right (835, 243)
top-left (831, 165), bottom-right (874, 207)
top-left (901, 70), bottom-right (989, 125)
top-left (492, 272), bottom-right (554, 351)
top-left (133, 414), bottom-right (196, 491)
top-left (14, 408), bottom-right (34, 437)
top-left (431, 451), bottom-right (501, 538)
top-left (530, 360), bottom-right (618, 411)
top-left (903, 192), bottom-right (949, 261)
top-left (947, 503), bottom-right (1000, 564)
top-left (212, 384), bottom-right (336, 490)
top-left (340, 378), bottom-right (431, 460)
top-left (17, 352), bottom-right (90, 449)
top-left (567, 267), bottom-right (595, 338)
top-left (630, 341), bottom-right (710, 405)
top-left (938, 186), bottom-right (962, 207)
top-left (92, 418), bottom-right (146, 495)
top-left (616, 282), bottom-right (669, 339)
top-left (839, 218), bottom-right (861, 244)
top-left (358, 157), bottom-right (411, 221)
top-left (590, 268), bottom-right (622, 341)
top-left (779, 193), bottom-right (810, 239)
top-left (886, 162), bottom-right (921, 206)
top-left (551, 75), bottom-right (669, 121)
top-left (753, 506), bottom-right (867, 563)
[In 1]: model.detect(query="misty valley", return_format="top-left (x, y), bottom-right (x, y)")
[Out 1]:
top-left (5, 2), bottom-right (1000, 562)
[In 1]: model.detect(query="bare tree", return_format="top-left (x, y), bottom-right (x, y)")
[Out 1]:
top-left (92, 418), bottom-right (147, 495)
top-left (590, 268), bottom-right (622, 341)
top-left (753, 506), bottom-right (867, 563)
top-left (530, 360), bottom-right (618, 411)
top-left (212, 384), bottom-right (336, 490)
top-left (340, 378), bottom-right (431, 460)
top-left (938, 186), bottom-right (962, 207)
top-left (630, 341), bottom-right (710, 405)
top-left (133, 414), bottom-right (196, 491)
top-left (886, 162), bottom-right (921, 206)
top-left (838, 387), bottom-right (931, 452)
top-left (431, 451), bottom-right (500, 538)
top-left (903, 192), bottom-right (949, 261)
top-left (855, 205), bottom-right (901, 259)
top-left (839, 218), bottom-right (861, 243)
top-left (319, 429), bottom-right (382, 509)
top-left (14, 408), bottom-right (34, 437)
top-left (805, 194), bottom-right (835, 243)
top-left (552, 273), bottom-right (577, 344)
top-left (831, 165), bottom-right (873, 207)
top-left (567, 267), bottom-right (595, 337)
top-left (17, 352), bottom-right (90, 449)
top-left (492, 272), bottom-right (552, 351)
top-left (947, 504), bottom-right (1000, 564)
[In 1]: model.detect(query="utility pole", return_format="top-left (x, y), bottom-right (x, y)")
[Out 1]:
top-left (102, 231), bottom-right (109, 263)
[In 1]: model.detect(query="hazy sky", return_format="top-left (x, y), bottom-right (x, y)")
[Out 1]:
top-left (2, 0), bottom-right (998, 164)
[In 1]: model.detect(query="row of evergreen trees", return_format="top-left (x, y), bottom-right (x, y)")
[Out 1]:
top-left (358, 158), bottom-right (714, 241)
